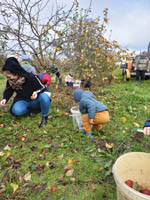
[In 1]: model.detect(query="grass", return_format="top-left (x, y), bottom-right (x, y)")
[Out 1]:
top-left (1, 69), bottom-right (150, 199)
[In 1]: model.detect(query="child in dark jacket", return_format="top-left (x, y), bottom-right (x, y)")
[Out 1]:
top-left (72, 88), bottom-right (109, 138)
top-left (81, 76), bottom-right (91, 89)
top-left (84, 76), bottom-right (91, 88)
top-left (143, 119), bottom-right (150, 135)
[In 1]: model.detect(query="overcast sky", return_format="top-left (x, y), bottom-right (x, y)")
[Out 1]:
top-left (57, 0), bottom-right (150, 53)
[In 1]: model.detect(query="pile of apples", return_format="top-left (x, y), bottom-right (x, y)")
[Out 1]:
top-left (125, 179), bottom-right (150, 196)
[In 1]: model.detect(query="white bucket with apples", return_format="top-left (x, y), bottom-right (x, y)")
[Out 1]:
top-left (73, 80), bottom-right (81, 89)
top-left (112, 152), bottom-right (150, 200)
top-left (70, 106), bottom-right (83, 130)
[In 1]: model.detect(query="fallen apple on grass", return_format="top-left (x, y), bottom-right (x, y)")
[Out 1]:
top-left (51, 186), bottom-right (56, 193)
top-left (0, 124), bottom-right (4, 127)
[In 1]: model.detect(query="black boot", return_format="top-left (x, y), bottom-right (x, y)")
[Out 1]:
top-left (39, 116), bottom-right (48, 128)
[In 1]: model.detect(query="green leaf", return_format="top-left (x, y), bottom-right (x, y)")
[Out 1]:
top-left (104, 160), bottom-right (112, 168)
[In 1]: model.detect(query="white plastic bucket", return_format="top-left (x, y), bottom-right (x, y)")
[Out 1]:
top-left (73, 80), bottom-right (81, 89)
top-left (112, 152), bottom-right (150, 200)
top-left (70, 106), bottom-right (83, 130)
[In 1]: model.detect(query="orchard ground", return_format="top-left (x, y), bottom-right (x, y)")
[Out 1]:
top-left (0, 69), bottom-right (150, 200)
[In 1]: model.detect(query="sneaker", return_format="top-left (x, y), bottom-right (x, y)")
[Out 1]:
top-left (83, 131), bottom-right (93, 138)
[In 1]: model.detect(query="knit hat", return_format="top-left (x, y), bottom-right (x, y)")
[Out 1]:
top-left (22, 55), bottom-right (31, 62)
top-left (72, 88), bottom-right (84, 102)
top-left (69, 69), bottom-right (74, 75)
top-left (2, 57), bottom-right (30, 78)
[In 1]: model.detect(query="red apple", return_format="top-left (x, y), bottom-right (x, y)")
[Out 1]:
top-left (0, 124), bottom-right (4, 127)
top-left (141, 189), bottom-right (150, 196)
top-left (51, 186), bottom-right (56, 193)
top-left (125, 179), bottom-right (134, 187)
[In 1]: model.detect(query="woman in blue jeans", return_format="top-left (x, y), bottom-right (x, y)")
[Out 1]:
top-left (0, 57), bottom-right (51, 128)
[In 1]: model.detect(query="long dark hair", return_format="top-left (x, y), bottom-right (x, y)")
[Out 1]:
top-left (2, 57), bottom-right (31, 78)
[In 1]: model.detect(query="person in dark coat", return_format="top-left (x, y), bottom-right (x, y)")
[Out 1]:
top-left (50, 67), bottom-right (61, 84)
top-left (0, 57), bottom-right (51, 128)
top-left (135, 51), bottom-right (150, 85)
top-left (81, 76), bottom-right (91, 89)
top-left (84, 76), bottom-right (91, 89)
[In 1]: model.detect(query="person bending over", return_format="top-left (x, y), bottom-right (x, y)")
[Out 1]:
top-left (72, 88), bottom-right (109, 138)
top-left (0, 57), bottom-right (51, 128)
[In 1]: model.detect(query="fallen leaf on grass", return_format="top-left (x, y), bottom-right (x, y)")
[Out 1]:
top-left (144, 106), bottom-right (147, 111)
top-left (24, 171), bottom-right (31, 181)
top-left (89, 183), bottom-right (97, 190)
top-left (21, 137), bottom-right (25, 142)
top-left (4, 145), bottom-right (11, 151)
top-left (60, 143), bottom-right (64, 147)
top-left (120, 117), bottom-right (127, 123)
top-left (30, 163), bottom-right (38, 171)
top-left (57, 174), bottom-right (64, 182)
top-left (13, 160), bottom-right (22, 169)
top-left (105, 143), bottom-right (114, 149)
top-left (36, 165), bottom-right (44, 174)
top-left (101, 136), bottom-right (107, 140)
top-left (72, 148), bottom-right (77, 153)
top-left (45, 161), bottom-right (49, 167)
top-left (43, 130), bottom-right (47, 134)
top-left (19, 176), bottom-right (23, 183)
top-left (64, 112), bottom-right (68, 116)
top-left (0, 151), bottom-right (5, 156)
top-left (35, 184), bottom-right (47, 194)
top-left (39, 155), bottom-right (45, 160)
top-left (68, 159), bottom-right (73, 166)
top-left (99, 166), bottom-right (104, 171)
top-left (58, 154), bottom-right (64, 159)
top-left (133, 122), bottom-right (140, 128)
top-left (65, 169), bottom-right (74, 176)
top-left (6, 152), bottom-right (11, 157)
top-left (70, 177), bottom-right (75, 182)
top-left (10, 183), bottom-right (19, 193)
top-left (64, 165), bottom-right (72, 172)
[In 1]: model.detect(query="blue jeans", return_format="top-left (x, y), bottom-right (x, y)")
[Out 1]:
top-left (45, 85), bottom-right (50, 91)
top-left (66, 82), bottom-right (73, 87)
top-left (12, 93), bottom-right (50, 116)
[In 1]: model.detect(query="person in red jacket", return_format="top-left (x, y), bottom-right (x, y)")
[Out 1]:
top-left (38, 73), bottom-right (51, 91)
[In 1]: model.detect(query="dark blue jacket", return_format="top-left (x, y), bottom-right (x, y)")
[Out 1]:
top-left (144, 119), bottom-right (150, 127)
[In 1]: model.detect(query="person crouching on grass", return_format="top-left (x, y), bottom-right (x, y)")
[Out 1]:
top-left (0, 57), bottom-right (51, 128)
top-left (72, 88), bottom-right (110, 138)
